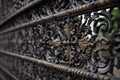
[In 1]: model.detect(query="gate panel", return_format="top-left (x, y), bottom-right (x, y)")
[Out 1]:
top-left (0, 0), bottom-right (120, 80)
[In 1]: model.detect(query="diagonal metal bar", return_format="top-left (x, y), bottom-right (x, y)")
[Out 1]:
top-left (0, 73), bottom-right (6, 80)
top-left (0, 0), bottom-right (43, 26)
top-left (0, 0), bottom-right (119, 35)
top-left (0, 50), bottom-right (113, 80)
top-left (0, 64), bottom-right (19, 80)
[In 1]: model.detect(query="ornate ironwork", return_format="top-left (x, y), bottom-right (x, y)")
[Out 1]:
top-left (0, 0), bottom-right (120, 80)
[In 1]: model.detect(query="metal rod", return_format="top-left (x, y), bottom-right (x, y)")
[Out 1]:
top-left (0, 0), bottom-right (43, 26)
top-left (0, 0), bottom-right (119, 35)
top-left (0, 64), bottom-right (19, 80)
top-left (0, 50), bottom-right (111, 80)
top-left (0, 73), bottom-right (6, 80)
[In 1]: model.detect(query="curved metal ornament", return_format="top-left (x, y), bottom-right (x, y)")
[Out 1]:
top-left (0, 0), bottom-right (120, 80)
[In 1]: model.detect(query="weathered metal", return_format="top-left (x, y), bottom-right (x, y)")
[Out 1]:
top-left (0, 0), bottom-right (43, 26)
top-left (0, 0), bottom-right (120, 80)
top-left (0, 0), bottom-right (120, 35)
top-left (0, 50), bottom-right (111, 80)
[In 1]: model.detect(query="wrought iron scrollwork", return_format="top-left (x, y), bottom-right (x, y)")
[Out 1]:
top-left (110, 29), bottom-right (120, 69)
top-left (0, 0), bottom-right (120, 80)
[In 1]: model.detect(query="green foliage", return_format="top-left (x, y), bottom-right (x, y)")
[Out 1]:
top-left (112, 7), bottom-right (120, 32)
top-left (112, 7), bottom-right (120, 19)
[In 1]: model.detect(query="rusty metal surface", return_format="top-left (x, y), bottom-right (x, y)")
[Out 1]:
top-left (0, 0), bottom-right (43, 26)
top-left (0, 0), bottom-right (120, 80)
top-left (0, 0), bottom-right (120, 35)
top-left (0, 50), bottom-right (111, 80)
top-left (0, 0), bottom-right (36, 22)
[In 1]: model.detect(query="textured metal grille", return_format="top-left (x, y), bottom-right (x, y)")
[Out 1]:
top-left (0, 0), bottom-right (120, 80)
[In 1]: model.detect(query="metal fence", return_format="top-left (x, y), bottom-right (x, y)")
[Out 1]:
top-left (0, 0), bottom-right (120, 80)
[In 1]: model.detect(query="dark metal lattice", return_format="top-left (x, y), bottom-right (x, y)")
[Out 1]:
top-left (0, 0), bottom-right (120, 80)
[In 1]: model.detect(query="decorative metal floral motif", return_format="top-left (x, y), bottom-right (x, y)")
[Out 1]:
top-left (52, 23), bottom-right (93, 61)
top-left (0, 1), bottom-right (120, 79)
top-left (78, 34), bottom-right (93, 52)
top-left (44, 9), bottom-right (118, 74)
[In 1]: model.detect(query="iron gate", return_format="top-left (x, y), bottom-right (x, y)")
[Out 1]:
top-left (0, 0), bottom-right (120, 80)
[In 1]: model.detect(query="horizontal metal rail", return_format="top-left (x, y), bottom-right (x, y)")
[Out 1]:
top-left (0, 50), bottom-right (114, 80)
top-left (0, 0), bottom-right (43, 26)
top-left (0, 64), bottom-right (19, 80)
top-left (0, 0), bottom-right (119, 35)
